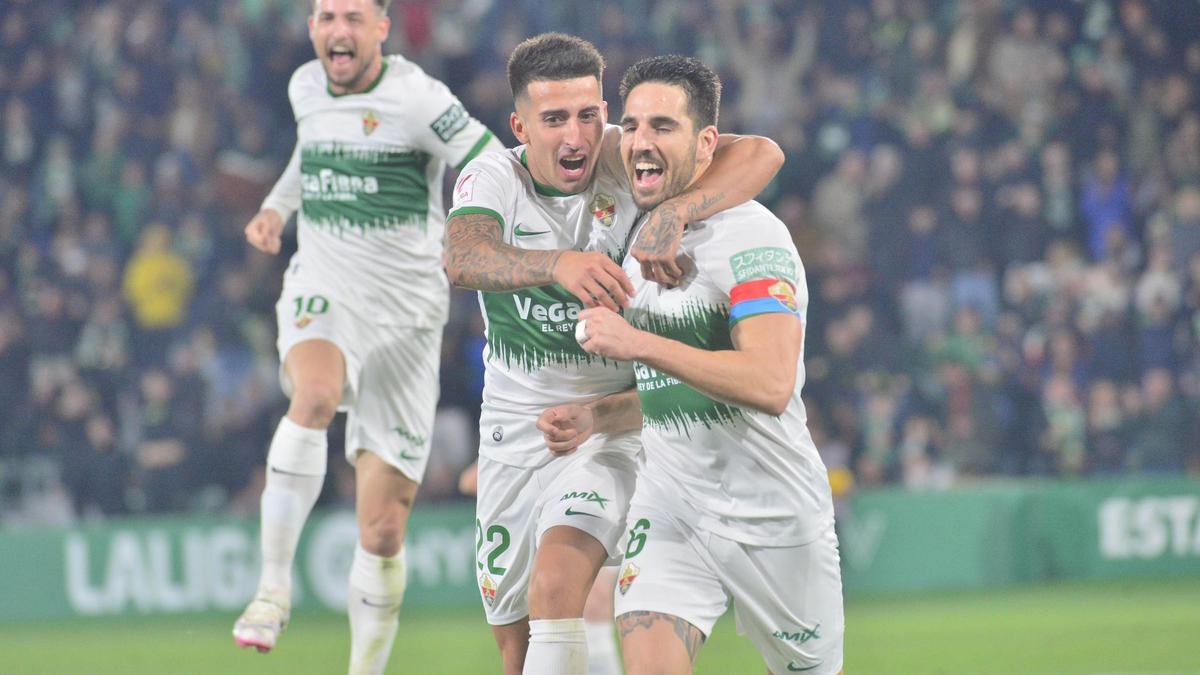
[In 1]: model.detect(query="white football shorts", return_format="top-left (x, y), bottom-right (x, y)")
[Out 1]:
top-left (474, 429), bottom-right (640, 625)
top-left (275, 282), bottom-right (441, 482)
top-left (613, 477), bottom-right (845, 675)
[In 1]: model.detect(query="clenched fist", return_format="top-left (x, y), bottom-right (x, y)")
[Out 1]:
top-left (574, 307), bottom-right (643, 361)
top-left (536, 404), bottom-right (596, 456)
top-left (244, 209), bottom-right (285, 254)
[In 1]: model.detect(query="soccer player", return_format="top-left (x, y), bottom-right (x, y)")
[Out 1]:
top-left (458, 460), bottom-right (624, 675)
top-left (443, 34), bottom-right (783, 675)
top-left (568, 56), bottom-right (845, 675)
top-left (232, 1), bottom-right (502, 673)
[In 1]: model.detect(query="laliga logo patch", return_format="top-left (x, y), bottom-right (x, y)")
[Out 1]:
top-left (362, 109), bottom-right (380, 136)
top-left (768, 280), bottom-right (798, 312)
top-left (480, 573), bottom-right (497, 606)
top-left (618, 562), bottom-right (639, 595)
top-left (590, 193), bottom-right (616, 227)
top-left (456, 172), bottom-right (477, 202)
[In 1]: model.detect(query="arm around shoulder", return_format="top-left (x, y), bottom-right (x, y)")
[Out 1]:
top-left (632, 134), bottom-right (783, 285)
top-left (680, 133), bottom-right (784, 218)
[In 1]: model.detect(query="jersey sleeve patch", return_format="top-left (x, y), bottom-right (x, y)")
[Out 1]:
top-left (430, 103), bottom-right (469, 142)
top-left (728, 278), bottom-right (800, 326)
top-left (729, 246), bottom-right (797, 284)
top-left (455, 171), bottom-right (478, 202)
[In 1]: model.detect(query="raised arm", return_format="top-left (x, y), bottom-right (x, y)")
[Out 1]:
top-left (444, 210), bottom-right (635, 311)
top-left (575, 308), bottom-right (801, 416)
top-left (245, 143), bottom-right (302, 254)
top-left (536, 388), bottom-right (642, 455)
top-left (631, 134), bottom-right (784, 285)
top-left (262, 142), bottom-right (302, 223)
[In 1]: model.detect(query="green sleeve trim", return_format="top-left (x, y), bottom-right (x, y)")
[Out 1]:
top-left (447, 206), bottom-right (505, 231)
top-left (456, 130), bottom-right (497, 170)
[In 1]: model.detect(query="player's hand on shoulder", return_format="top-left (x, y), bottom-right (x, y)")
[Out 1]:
top-left (552, 250), bottom-right (635, 312)
top-left (537, 404), bottom-right (595, 456)
top-left (575, 307), bottom-right (640, 361)
top-left (631, 202), bottom-right (687, 288)
top-left (244, 209), bottom-right (285, 255)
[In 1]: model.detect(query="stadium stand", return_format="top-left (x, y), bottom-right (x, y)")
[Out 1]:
top-left (1, 0), bottom-right (1196, 525)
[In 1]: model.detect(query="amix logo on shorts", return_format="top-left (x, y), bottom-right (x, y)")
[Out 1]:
top-left (392, 426), bottom-right (427, 460)
top-left (773, 624), bottom-right (820, 644)
top-left (560, 491), bottom-right (609, 510)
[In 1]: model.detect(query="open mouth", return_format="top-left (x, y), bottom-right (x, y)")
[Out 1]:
top-left (559, 156), bottom-right (587, 179)
top-left (329, 44), bottom-right (355, 66)
top-left (634, 160), bottom-right (664, 189)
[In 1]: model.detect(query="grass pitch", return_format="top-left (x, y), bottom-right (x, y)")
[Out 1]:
top-left (1, 576), bottom-right (1196, 674)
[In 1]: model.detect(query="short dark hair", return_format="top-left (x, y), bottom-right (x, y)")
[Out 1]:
top-left (619, 55), bottom-right (721, 129)
top-left (507, 33), bottom-right (605, 101)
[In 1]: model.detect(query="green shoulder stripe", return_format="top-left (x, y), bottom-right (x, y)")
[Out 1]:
top-left (447, 206), bottom-right (505, 230)
top-left (456, 130), bottom-right (497, 170)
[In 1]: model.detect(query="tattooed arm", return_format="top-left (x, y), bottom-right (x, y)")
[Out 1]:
top-left (444, 212), bottom-right (635, 311)
top-left (632, 134), bottom-right (784, 286)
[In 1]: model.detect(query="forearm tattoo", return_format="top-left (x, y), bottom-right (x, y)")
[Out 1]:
top-left (633, 190), bottom-right (726, 258)
top-left (631, 207), bottom-right (681, 258)
top-left (445, 213), bottom-right (563, 290)
top-left (684, 190), bottom-right (725, 222)
top-left (618, 611), bottom-right (705, 662)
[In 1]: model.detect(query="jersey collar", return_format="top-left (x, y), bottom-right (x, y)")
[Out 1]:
top-left (327, 59), bottom-right (389, 98)
top-left (520, 149), bottom-right (578, 197)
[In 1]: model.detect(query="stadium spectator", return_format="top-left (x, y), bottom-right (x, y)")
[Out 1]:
top-left (1126, 368), bottom-right (1191, 472)
top-left (121, 223), bottom-right (194, 365)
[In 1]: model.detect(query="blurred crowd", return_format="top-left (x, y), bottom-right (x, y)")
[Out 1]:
top-left (1, 0), bottom-right (1197, 525)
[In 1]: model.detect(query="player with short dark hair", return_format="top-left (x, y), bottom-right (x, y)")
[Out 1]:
top-left (566, 55), bottom-right (845, 675)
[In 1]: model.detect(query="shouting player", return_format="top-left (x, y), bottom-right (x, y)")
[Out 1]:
top-left (569, 56), bottom-right (845, 675)
top-left (232, 1), bottom-right (501, 673)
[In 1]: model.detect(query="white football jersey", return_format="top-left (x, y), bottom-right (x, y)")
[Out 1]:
top-left (450, 126), bottom-right (640, 467)
top-left (262, 55), bottom-right (500, 329)
top-left (624, 201), bottom-right (835, 546)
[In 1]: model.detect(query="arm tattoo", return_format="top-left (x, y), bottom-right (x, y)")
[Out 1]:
top-left (632, 190), bottom-right (726, 258)
top-left (445, 213), bottom-right (563, 290)
top-left (631, 207), bottom-right (681, 258)
top-left (617, 611), bottom-right (705, 662)
top-left (684, 190), bottom-right (725, 222)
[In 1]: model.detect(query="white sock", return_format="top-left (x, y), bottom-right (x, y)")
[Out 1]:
top-left (348, 544), bottom-right (407, 675)
top-left (585, 620), bottom-right (622, 675)
top-left (525, 618), bottom-right (588, 675)
top-left (258, 417), bottom-right (327, 593)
